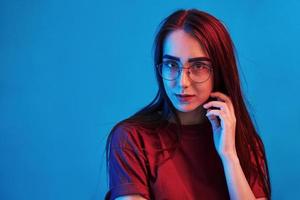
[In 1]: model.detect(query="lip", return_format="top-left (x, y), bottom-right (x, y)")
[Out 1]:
top-left (175, 94), bottom-right (195, 103)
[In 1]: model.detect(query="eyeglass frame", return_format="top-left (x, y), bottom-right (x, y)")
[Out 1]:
top-left (156, 59), bottom-right (214, 83)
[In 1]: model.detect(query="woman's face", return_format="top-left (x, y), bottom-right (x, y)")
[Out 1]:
top-left (162, 29), bottom-right (214, 113)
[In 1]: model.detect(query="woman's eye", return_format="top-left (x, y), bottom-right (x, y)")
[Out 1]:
top-left (164, 61), bottom-right (178, 68)
top-left (192, 63), bottom-right (205, 69)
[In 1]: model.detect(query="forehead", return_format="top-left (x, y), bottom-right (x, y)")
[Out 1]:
top-left (163, 29), bottom-right (208, 62)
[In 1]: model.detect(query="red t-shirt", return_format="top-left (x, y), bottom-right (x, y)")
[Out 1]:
top-left (105, 119), bottom-right (266, 200)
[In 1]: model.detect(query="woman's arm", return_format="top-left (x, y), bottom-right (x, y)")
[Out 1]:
top-left (115, 194), bottom-right (147, 200)
top-left (107, 124), bottom-right (151, 200)
top-left (221, 153), bottom-right (267, 200)
top-left (204, 92), bottom-right (267, 200)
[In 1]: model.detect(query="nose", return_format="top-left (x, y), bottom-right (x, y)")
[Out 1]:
top-left (178, 68), bottom-right (191, 88)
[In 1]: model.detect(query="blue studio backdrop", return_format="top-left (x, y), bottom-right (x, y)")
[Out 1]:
top-left (1, 1), bottom-right (299, 200)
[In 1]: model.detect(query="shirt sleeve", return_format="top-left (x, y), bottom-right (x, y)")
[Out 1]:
top-left (105, 124), bottom-right (151, 200)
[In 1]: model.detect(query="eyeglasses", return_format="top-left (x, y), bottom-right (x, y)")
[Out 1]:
top-left (156, 60), bottom-right (213, 83)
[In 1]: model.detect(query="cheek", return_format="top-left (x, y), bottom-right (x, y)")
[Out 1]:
top-left (163, 80), bottom-right (176, 92)
top-left (194, 80), bottom-right (214, 98)
top-left (167, 80), bottom-right (176, 87)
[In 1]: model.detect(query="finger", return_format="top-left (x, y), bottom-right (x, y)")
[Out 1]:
top-left (203, 101), bottom-right (228, 111)
top-left (206, 109), bottom-right (225, 128)
top-left (206, 112), bottom-right (220, 128)
top-left (203, 100), bottom-right (234, 120)
top-left (210, 92), bottom-right (234, 114)
top-left (206, 109), bottom-right (225, 118)
top-left (210, 92), bottom-right (231, 103)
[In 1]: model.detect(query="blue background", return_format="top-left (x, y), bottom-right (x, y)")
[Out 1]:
top-left (1, 0), bottom-right (299, 199)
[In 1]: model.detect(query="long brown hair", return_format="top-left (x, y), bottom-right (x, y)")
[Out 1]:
top-left (106, 9), bottom-right (271, 199)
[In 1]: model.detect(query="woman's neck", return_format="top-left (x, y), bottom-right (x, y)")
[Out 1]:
top-left (169, 106), bottom-right (207, 125)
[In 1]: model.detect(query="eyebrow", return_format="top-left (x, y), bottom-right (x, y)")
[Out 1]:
top-left (163, 54), bottom-right (211, 62)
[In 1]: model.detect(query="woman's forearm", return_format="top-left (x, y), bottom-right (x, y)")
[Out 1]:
top-left (221, 153), bottom-right (257, 200)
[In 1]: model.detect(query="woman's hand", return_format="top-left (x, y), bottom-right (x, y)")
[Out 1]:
top-left (203, 91), bottom-right (237, 159)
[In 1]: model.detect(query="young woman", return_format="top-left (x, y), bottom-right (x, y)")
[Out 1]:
top-left (105, 9), bottom-right (271, 200)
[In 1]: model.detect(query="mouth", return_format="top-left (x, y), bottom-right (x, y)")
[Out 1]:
top-left (175, 94), bottom-right (195, 103)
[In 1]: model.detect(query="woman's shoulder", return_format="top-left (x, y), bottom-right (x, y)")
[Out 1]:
top-left (110, 119), bottom-right (154, 136)
top-left (108, 119), bottom-right (161, 150)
